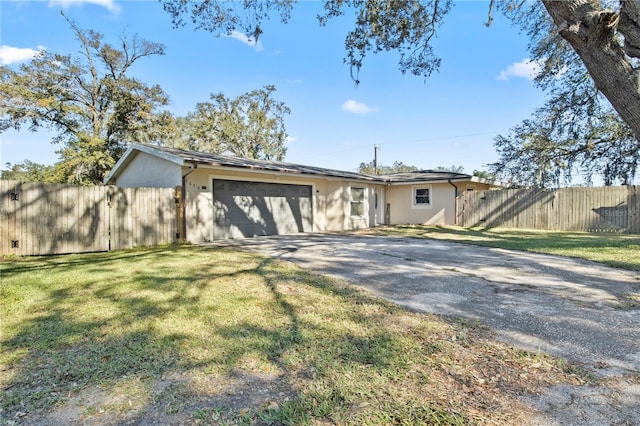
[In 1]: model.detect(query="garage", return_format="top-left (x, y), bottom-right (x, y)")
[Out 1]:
top-left (212, 179), bottom-right (313, 239)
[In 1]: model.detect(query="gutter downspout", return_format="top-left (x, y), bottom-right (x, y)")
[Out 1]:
top-left (448, 180), bottom-right (459, 226)
top-left (180, 162), bottom-right (198, 241)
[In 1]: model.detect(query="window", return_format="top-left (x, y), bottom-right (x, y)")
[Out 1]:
top-left (412, 186), bottom-right (432, 209)
top-left (350, 187), bottom-right (365, 217)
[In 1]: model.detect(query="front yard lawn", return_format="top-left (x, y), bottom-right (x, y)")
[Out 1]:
top-left (1, 245), bottom-right (588, 425)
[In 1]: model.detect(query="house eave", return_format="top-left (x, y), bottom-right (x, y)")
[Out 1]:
top-left (387, 178), bottom-right (473, 186)
top-left (190, 162), bottom-right (385, 184)
top-left (104, 143), bottom-right (185, 185)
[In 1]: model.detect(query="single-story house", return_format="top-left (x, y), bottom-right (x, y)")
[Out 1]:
top-left (104, 143), bottom-right (501, 241)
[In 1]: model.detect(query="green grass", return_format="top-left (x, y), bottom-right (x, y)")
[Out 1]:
top-left (1, 246), bottom-right (588, 425)
top-left (362, 225), bottom-right (640, 271)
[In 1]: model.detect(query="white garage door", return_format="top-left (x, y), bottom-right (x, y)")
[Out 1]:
top-left (212, 179), bottom-right (313, 239)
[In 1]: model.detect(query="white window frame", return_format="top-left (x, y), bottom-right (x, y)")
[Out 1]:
top-left (411, 185), bottom-right (432, 209)
top-left (350, 187), bottom-right (365, 217)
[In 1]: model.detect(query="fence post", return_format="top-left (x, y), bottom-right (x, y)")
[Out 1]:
top-left (456, 193), bottom-right (464, 226)
top-left (175, 186), bottom-right (183, 240)
top-left (106, 187), bottom-right (112, 251)
top-left (1, 181), bottom-right (19, 256)
top-left (629, 186), bottom-right (640, 234)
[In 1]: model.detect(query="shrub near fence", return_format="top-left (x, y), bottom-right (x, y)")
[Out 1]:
top-left (0, 181), bottom-right (178, 256)
top-left (457, 186), bottom-right (640, 234)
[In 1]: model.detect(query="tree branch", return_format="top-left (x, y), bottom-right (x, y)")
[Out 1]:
top-left (619, 0), bottom-right (640, 58)
top-left (542, 0), bottom-right (640, 141)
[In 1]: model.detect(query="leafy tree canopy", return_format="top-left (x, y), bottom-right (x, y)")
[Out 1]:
top-left (490, 44), bottom-right (638, 188)
top-left (0, 13), bottom-right (169, 184)
top-left (490, 93), bottom-right (638, 188)
top-left (158, 85), bottom-right (290, 161)
top-left (1, 160), bottom-right (56, 183)
top-left (358, 161), bottom-right (418, 175)
top-left (434, 165), bottom-right (465, 173)
top-left (472, 169), bottom-right (497, 180)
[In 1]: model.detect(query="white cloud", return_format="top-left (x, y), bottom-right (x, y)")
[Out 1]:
top-left (0, 45), bottom-right (44, 65)
top-left (227, 30), bottom-right (264, 51)
top-left (341, 100), bottom-right (378, 115)
top-left (48, 0), bottom-right (120, 13)
top-left (497, 58), bottom-right (541, 81)
top-left (285, 136), bottom-right (298, 145)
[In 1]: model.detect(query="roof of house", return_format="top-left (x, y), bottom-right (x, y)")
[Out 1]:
top-left (381, 170), bottom-right (472, 183)
top-left (105, 143), bottom-right (499, 186)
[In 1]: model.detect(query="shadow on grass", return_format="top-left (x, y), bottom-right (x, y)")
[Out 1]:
top-left (2, 246), bottom-right (465, 425)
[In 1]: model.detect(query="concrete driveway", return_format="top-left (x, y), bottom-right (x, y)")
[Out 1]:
top-left (210, 233), bottom-right (640, 424)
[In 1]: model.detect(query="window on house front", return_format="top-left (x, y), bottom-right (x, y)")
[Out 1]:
top-left (412, 186), bottom-right (432, 208)
top-left (350, 187), bottom-right (365, 217)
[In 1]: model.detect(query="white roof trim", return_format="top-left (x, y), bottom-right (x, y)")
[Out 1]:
top-left (103, 143), bottom-right (185, 184)
top-left (189, 162), bottom-right (386, 184)
top-left (388, 178), bottom-right (475, 186)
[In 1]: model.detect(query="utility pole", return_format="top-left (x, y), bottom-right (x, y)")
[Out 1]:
top-left (373, 145), bottom-right (379, 175)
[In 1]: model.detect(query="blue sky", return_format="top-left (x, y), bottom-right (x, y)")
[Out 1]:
top-left (1, 0), bottom-right (546, 174)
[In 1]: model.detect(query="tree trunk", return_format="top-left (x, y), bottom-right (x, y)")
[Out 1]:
top-left (542, 0), bottom-right (640, 141)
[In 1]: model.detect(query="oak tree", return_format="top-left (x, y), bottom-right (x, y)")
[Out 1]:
top-left (161, 85), bottom-right (289, 161)
top-left (0, 14), bottom-right (169, 184)
top-left (490, 25), bottom-right (639, 188)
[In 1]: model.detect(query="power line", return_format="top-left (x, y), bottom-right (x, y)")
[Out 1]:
top-left (295, 131), bottom-right (503, 162)
top-left (377, 131), bottom-right (501, 146)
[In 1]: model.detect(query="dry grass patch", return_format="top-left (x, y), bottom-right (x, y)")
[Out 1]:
top-left (1, 245), bottom-right (590, 425)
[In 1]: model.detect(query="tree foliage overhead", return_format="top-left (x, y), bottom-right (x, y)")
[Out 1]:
top-left (0, 13), bottom-right (169, 184)
top-left (160, 0), bottom-right (640, 142)
top-left (162, 0), bottom-right (452, 84)
top-left (490, 2), bottom-right (639, 187)
top-left (490, 82), bottom-right (638, 188)
top-left (160, 85), bottom-right (290, 161)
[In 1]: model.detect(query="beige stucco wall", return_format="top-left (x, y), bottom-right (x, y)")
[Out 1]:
top-left (385, 183), bottom-right (455, 225)
top-left (462, 182), bottom-right (493, 192)
top-left (181, 166), bottom-right (385, 241)
top-left (114, 152), bottom-right (182, 188)
top-left (386, 183), bottom-right (455, 225)
top-left (385, 181), bottom-right (496, 225)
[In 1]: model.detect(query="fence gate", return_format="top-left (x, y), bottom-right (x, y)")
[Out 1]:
top-left (1, 181), bottom-right (177, 256)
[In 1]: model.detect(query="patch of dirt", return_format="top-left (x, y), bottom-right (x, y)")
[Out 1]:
top-left (8, 342), bottom-right (639, 425)
top-left (16, 370), bottom-right (298, 426)
top-left (525, 374), bottom-right (640, 426)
